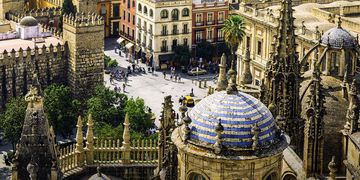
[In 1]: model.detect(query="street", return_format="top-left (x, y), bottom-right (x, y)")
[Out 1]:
top-left (104, 38), bottom-right (216, 126)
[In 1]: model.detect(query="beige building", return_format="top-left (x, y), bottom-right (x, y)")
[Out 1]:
top-left (136, 0), bottom-right (192, 69)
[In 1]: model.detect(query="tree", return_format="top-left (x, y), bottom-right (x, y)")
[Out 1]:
top-left (87, 85), bottom-right (128, 127)
top-left (222, 14), bottom-right (246, 65)
top-left (44, 85), bottom-right (80, 138)
top-left (59, 0), bottom-right (77, 29)
top-left (216, 42), bottom-right (231, 58)
top-left (196, 41), bottom-right (215, 62)
top-left (173, 45), bottom-right (191, 66)
top-left (125, 97), bottom-right (153, 132)
top-left (0, 97), bottom-right (27, 150)
top-left (95, 123), bottom-right (124, 140)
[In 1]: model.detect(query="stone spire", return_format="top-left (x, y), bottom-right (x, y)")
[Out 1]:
top-left (122, 113), bottom-right (131, 163)
top-left (241, 49), bottom-right (253, 86)
top-left (75, 116), bottom-right (84, 166)
top-left (226, 59), bottom-right (238, 94)
top-left (213, 119), bottom-right (224, 154)
top-left (264, 0), bottom-right (302, 155)
top-left (12, 77), bottom-right (59, 179)
top-left (216, 53), bottom-right (228, 91)
top-left (303, 65), bottom-right (325, 177)
top-left (251, 123), bottom-right (261, 151)
top-left (85, 114), bottom-right (94, 165)
top-left (182, 113), bottom-right (191, 142)
top-left (344, 79), bottom-right (359, 134)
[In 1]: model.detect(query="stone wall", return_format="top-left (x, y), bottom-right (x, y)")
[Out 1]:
top-left (0, 44), bottom-right (68, 108)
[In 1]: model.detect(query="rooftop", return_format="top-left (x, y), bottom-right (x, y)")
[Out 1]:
top-left (0, 36), bottom-right (62, 52)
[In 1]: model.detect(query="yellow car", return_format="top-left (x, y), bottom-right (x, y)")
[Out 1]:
top-left (187, 68), bottom-right (207, 76)
top-left (184, 96), bottom-right (195, 107)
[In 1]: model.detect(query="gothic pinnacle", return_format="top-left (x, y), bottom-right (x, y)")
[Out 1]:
top-left (216, 53), bottom-right (228, 91)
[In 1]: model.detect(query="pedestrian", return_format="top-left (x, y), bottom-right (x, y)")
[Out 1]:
top-left (179, 95), bottom-right (184, 104)
top-left (110, 74), bottom-right (113, 84)
top-left (114, 86), bottom-right (118, 92)
top-left (132, 64), bottom-right (135, 72)
top-left (125, 76), bottom-right (128, 84)
top-left (178, 74), bottom-right (181, 82)
top-left (163, 71), bottom-right (166, 79)
top-left (170, 74), bottom-right (173, 81)
top-left (174, 74), bottom-right (178, 82)
top-left (152, 67), bottom-right (155, 74)
top-left (123, 83), bottom-right (126, 92)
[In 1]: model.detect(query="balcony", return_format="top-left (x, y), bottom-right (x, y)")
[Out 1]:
top-left (119, 31), bottom-right (134, 41)
top-left (196, 38), bottom-right (203, 43)
top-left (195, 21), bottom-right (204, 26)
top-left (161, 30), bottom-right (168, 36)
top-left (207, 38), bottom-right (213, 42)
top-left (137, 24), bottom-right (142, 30)
top-left (172, 29), bottom-right (179, 35)
top-left (161, 46), bottom-right (168, 52)
top-left (148, 29), bottom-right (153, 35)
top-left (142, 42), bottom-right (146, 47)
top-left (182, 29), bottom-right (189, 34)
top-left (217, 20), bottom-right (224, 24)
top-left (147, 44), bottom-right (152, 51)
top-left (207, 21), bottom-right (214, 25)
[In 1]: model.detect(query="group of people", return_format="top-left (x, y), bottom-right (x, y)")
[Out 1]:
top-left (163, 71), bottom-right (181, 82)
top-left (110, 69), bottom-right (128, 84)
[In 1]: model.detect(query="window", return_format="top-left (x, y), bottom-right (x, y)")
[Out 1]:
top-left (161, 40), bottom-right (167, 52)
top-left (113, 4), bottom-right (120, 17)
top-left (100, 4), bottom-right (106, 15)
top-left (149, 39), bottom-right (152, 49)
top-left (149, 24), bottom-right (153, 33)
top-left (218, 11), bottom-right (224, 23)
top-left (122, 25), bottom-right (125, 32)
top-left (132, 15), bottom-right (135, 25)
top-left (123, 10), bottom-right (126, 20)
top-left (183, 24), bottom-right (188, 33)
top-left (257, 41), bottom-right (262, 56)
top-left (128, 13), bottom-right (130, 23)
top-left (138, 18), bottom-right (141, 27)
top-left (162, 25), bottom-right (167, 35)
top-left (172, 39), bottom-right (178, 49)
top-left (127, 27), bottom-right (130, 35)
top-left (138, 4), bottom-right (142, 12)
top-left (127, 0), bottom-right (130, 9)
top-left (144, 6), bottom-right (148, 14)
top-left (173, 24), bottom-right (178, 34)
top-left (196, 31), bottom-right (203, 42)
top-left (132, 0), bottom-right (135, 7)
top-left (207, 28), bottom-right (213, 41)
top-left (132, 29), bottom-right (134, 39)
top-left (183, 38), bottom-right (188, 46)
top-left (217, 28), bottom-right (224, 41)
top-left (196, 14), bottom-right (203, 25)
top-left (207, 13), bottom-right (213, 24)
top-left (144, 21), bottom-right (147, 31)
top-left (160, 10), bottom-right (168, 18)
top-left (172, 9), bottom-right (179, 20)
top-left (143, 35), bottom-right (146, 44)
top-left (246, 36), bottom-right (251, 50)
top-left (150, 9), bottom-right (153, 17)
top-left (182, 8), bottom-right (189, 17)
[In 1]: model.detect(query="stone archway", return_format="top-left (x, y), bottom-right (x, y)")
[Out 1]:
top-left (282, 173), bottom-right (297, 180)
top-left (188, 172), bottom-right (207, 180)
top-left (264, 171), bottom-right (277, 180)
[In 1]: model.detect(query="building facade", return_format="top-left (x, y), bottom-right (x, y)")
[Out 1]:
top-left (119, 0), bottom-right (136, 42)
top-left (191, 0), bottom-right (228, 58)
top-left (136, 0), bottom-right (192, 69)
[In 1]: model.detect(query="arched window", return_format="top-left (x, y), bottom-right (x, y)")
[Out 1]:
top-left (172, 9), bottom-right (179, 20)
top-left (144, 6), bottom-right (148, 14)
top-left (160, 10), bottom-right (168, 18)
top-left (150, 9), bottom-right (154, 17)
top-left (189, 173), bottom-right (206, 180)
top-left (282, 174), bottom-right (297, 180)
top-left (264, 172), bottom-right (277, 180)
top-left (138, 4), bottom-right (142, 12)
top-left (132, 0), bottom-right (135, 7)
top-left (182, 8), bottom-right (189, 17)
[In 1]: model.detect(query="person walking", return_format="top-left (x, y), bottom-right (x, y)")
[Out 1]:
top-left (163, 71), bottom-right (166, 79)
top-left (170, 74), bottom-right (173, 81)
top-left (110, 74), bottom-right (114, 84)
top-left (178, 74), bottom-right (181, 82)
top-left (124, 76), bottom-right (128, 84)
top-left (123, 83), bottom-right (126, 92)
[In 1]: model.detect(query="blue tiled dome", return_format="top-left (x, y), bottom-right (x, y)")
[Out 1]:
top-left (321, 27), bottom-right (357, 48)
top-left (189, 91), bottom-right (277, 149)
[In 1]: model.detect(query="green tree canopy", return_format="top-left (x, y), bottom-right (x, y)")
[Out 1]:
top-left (95, 122), bottom-right (124, 140)
top-left (87, 85), bottom-right (128, 127)
top-left (44, 84), bottom-right (80, 138)
top-left (0, 96), bottom-right (27, 150)
top-left (125, 97), bottom-right (153, 132)
top-left (173, 45), bottom-right (191, 66)
top-left (62, 0), bottom-right (76, 15)
top-left (222, 14), bottom-right (246, 62)
top-left (196, 41), bottom-right (215, 62)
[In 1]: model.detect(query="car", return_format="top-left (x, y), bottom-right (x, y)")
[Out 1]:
top-left (187, 68), bottom-right (207, 76)
top-left (183, 95), bottom-right (195, 107)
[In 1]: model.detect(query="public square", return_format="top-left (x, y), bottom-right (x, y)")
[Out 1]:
top-left (104, 38), bottom-right (216, 126)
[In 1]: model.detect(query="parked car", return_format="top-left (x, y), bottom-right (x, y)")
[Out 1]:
top-left (187, 68), bottom-right (207, 76)
top-left (184, 95), bottom-right (195, 107)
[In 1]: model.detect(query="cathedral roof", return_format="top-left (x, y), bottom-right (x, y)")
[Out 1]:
top-left (19, 16), bottom-right (38, 27)
top-left (321, 27), bottom-right (357, 48)
top-left (188, 91), bottom-right (279, 150)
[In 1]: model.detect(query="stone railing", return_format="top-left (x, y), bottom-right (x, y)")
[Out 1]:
top-left (58, 144), bottom-right (77, 172)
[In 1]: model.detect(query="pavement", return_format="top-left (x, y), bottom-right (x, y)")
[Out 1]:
top-left (104, 38), bottom-right (216, 126)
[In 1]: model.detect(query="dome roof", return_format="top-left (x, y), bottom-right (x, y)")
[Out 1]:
top-left (188, 91), bottom-right (278, 150)
top-left (321, 27), bottom-right (357, 48)
top-left (19, 16), bottom-right (38, 27)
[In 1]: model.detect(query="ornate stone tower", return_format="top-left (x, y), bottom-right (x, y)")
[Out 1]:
top-left (11, 75), bottom-right (59, 180)
top-left (264, 0), bottom-right (302, 154)
top-left (303, 65), bottom-right (325, 177)
top-left (72, 0), bottom-right (97, 14)
top-left (62, 13), bottom-right (104, 99)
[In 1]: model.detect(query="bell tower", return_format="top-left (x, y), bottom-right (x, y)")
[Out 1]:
top-left (0, 0), bottom-right (25, 20)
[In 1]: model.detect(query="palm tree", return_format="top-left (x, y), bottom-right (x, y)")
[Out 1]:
top-left (222, 14), bottom-right (246, 66)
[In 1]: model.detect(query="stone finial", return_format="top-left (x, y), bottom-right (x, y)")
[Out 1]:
top-left (328, 156), bottom-right (337, 180)
top-left (122, 113), bottom-right (131, 163)
top-left (241, 49), bottom-right (253, 86)
top-left (337, 16), bottom-right (342, 28)
top-left (97, 166), bottom-right (102, 177)
top-left (178, 103), bottom-right (188, 126)
top-left (183, 113), bottom-right (191, 142)
top-left (251, 122), bottom-right (261, 150)
top-left (75, 116), bottom-right (84, 153)
top-left (259, 79), bottom-right (267, 103)
top-left (226, 59), bottom-right (238, 95)
top-left (213, 119), bottom-right (224, 154)
top-left (345, 79), bottom-right (359, 133)
top-left (85, 114), bottom-right (94, 164)
top-left (24, 73), bottom-right (42, 108)
top-left (216, 53), bottom-right (228, 91)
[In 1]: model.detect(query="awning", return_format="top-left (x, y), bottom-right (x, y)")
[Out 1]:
top-left (159, 54), bottom-right (174, 62)
top-left (125, 43), bottom-right (134, 49)
top-left (116, 37), bottom-right (125, 44)
top-left (135, 46), bottom-right (141, 52)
